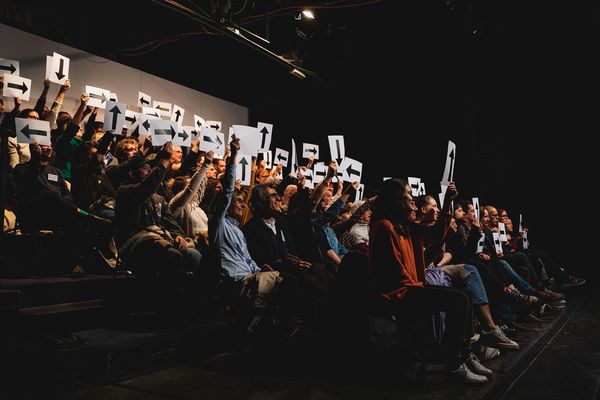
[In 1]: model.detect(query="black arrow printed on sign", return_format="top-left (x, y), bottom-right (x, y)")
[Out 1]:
top-left (260, 126), bottom-right (269, 148)
top-left (142, 120), bottom-right (151, 131)
top-left (55, 58), bottom-right (65, 80)
top-left (174, 110), bottom-right (182, 122)
top-left (177, 130), bottom-right (189, 141)
top-left (125, 114), bottom-right (137, 124)
top-left (109, 105), bottom-right (122, 130)
top-left (307, 147), bottom-right (317, 154)
top-left (140, 97), bottom-right (150, 105)
top-left (20, 124), bottom-right (47, 139)
top-left (155, 105), bottom-right (169, 112)
top-left (335, 140), bottom-right (341, 159)
top-left (203, 135), bottom-right (223, 146)
top-left (155, 125), bottom-right (177, 136)
top-left (239, 157), bottom-right (249, 181)
top-left (210, 124), bottom-right (220, 130)
top-left (7, 81), bottom-right (28, 94)
top-left (90, 92), bottom-right (108, 103)
top-left (196, 120), bottom-right (203, 128)
top-left (277, 153), bottom-right (287, 161)
top-left (347, 164), bottom-right (360, 176)
top-left (447, 149), bottom-right (455, 182)
top-left (0, 63), bottom-right (17, 74)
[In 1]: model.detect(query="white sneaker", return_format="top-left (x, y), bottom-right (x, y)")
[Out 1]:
top-left (446, 363), bottom-right (488, 384)
top-left (465, 353), bottom-right (493, 377)
top-left (480, 326), bottom-right (520, 350)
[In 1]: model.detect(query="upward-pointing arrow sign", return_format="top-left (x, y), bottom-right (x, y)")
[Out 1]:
top-left (109, 105), bottom-right (121, 130)
top-left (239, 157), bottom-right (248, 181)
top-left (260, 126), bottom-right (269, 148)
top-left (447, 148), bottom-right (455, 182)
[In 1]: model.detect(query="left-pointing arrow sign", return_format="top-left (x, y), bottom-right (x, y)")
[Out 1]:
top-left (20, 124), bottom-right (48, 139)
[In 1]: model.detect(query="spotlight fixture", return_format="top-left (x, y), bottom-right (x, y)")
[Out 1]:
top-left (295, 9), bottom-right (315, 21)
top-left (301, 10), bottom-right (315, 20)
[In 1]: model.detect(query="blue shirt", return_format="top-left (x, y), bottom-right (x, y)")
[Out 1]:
top-left (209, 158), bottom-right (260, 281)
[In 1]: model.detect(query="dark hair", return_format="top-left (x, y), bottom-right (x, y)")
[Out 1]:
top-left (250, 183), bottom-right (276, 216)
top-left (171, 175), bottom-right (191, 196)
top-left (17, 108), bottom-right (36, 118)
top-left (415, 194), bottom-right (434, 211)
top-left (371, 178), bottom-right (411, 236)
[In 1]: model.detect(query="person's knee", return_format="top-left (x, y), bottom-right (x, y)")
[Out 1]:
top-left (183, 248), bottom-right (202, 274)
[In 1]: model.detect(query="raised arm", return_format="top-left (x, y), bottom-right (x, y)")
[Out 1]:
top-left (170, 151), bottom-right (212, 212)
top-left (71, 93), bottom-right (89, 126)
top-left (33, 79), bottom-right (51, 116)
top-left (44, 79), bottom-right (71, 126)
top-left (310, 160), bottom-right (336, 211)
top-left (211, 139), bottom-right (239, 222)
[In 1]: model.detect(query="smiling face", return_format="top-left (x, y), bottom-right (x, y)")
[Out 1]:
top-left (228, 191), bottom-right (245, 219)
top-left (403, 184), bottom-right (417, 223)
top-left (419, 195), bottom-right (440, 225)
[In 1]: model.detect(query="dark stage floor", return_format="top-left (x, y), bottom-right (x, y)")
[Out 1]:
top-left (4, 287), bottom-right (596, 400)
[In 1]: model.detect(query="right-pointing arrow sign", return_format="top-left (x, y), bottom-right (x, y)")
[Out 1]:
top-left (0, 62), bottom-right (17, 74)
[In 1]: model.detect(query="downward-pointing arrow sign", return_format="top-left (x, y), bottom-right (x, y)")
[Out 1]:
top-left (55, 58), bottom-right (65, 80)
top-left (20, 124), bottom-right (48, 139)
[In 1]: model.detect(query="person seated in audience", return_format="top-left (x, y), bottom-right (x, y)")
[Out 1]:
top-left (416, 195), bottom-right (519, 351)
top-left (169, 151), bottom-right (213, 247)
top-left (106, 137), bottom-right (140, 190)
top-left (504, 216), bottom-right (585, 290)
top-left (208, 138), bottom-right (283, 313)
top-left (115, 142), bottom-right (202, 278)
top-left (369, 178), bottom-right (490, 384)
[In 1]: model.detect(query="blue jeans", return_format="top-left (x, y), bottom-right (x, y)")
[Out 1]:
top-left (182, 247), bottom-right (203, 274)
top-left (497, 259), bottom-right (535, 294)
top-left (463, 264), bottom-right (489, 305)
